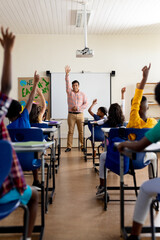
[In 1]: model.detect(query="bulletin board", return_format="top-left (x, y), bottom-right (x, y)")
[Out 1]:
top-left (18, 76), bottom-right (50, 119)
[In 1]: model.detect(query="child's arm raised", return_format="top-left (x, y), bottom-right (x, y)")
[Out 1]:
top-left (25, 71), bottom-right (39, 114)
top-left (37, 88), bottom-right (46, 122)
top-left (0, 27), bottom-right (15, 96)
top-left (138, 64), bottom-right (151, 90)
top-left (121, 87), bottom-right (126, 115)
top-left (88, 99), bottom-right (97, 117)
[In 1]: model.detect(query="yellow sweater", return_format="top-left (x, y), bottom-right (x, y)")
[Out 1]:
top-left (127, 88), bottom-right (157, 139)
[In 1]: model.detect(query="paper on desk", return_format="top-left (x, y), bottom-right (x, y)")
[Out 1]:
top-left (12, 141), bottom-right (52, 148)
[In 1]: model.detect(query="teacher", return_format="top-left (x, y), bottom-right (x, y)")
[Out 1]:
top-left (65, 65), bottom-right (88, 152)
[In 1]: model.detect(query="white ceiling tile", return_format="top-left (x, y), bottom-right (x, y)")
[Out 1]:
top-left (0, 0), bottom-right (160, 34)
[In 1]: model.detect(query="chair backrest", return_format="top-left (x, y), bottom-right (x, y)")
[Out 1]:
top-left (88, 121), bottom-right (104, 142)
top-left (106, 128), bottom-right (151, 175)
top-left (0, 140), bottom-right (12, 188)
top-left (106, 128), bottom-right (130, 175)
top-left (125, 128), bottom-right (150, 169)
top-left (8, 128), bottom-right (43, 171)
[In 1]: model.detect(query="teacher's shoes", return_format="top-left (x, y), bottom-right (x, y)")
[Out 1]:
top-left (65, 148), bottom-right (71, 152)
top-left (127, 236), bottom-right (140, 240)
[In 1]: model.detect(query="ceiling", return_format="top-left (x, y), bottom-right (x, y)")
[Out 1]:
top-left (1, 0), bottom-right (160, 35)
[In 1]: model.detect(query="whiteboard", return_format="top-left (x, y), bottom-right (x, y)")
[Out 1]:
top-left (51, 72), bottom-right (111, 119)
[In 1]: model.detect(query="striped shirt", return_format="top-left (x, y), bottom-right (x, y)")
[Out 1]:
top-left (0, 92), bottom-right (26, 198)
top-left (65, 74), bottom-right (88, 112)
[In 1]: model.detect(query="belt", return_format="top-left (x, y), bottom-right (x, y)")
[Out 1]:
top-left (69, 112), bottom-right (82, 114)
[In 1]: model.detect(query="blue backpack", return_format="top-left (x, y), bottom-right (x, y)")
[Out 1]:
top-left (106, 136), bottom-right (130, 175)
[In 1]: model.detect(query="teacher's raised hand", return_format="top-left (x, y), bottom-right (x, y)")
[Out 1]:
top-left (65, 65), bottom-right (71, 75)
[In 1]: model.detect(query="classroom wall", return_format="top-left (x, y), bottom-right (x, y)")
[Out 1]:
top-left (0, 33), bottom-right (160, 146)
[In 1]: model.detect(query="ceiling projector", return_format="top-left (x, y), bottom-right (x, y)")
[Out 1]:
top-left (76, 47), bottom-right (94, 58)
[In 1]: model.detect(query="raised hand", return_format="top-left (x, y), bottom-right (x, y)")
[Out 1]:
top-left (65, 65), bottom-right (71, 75)
top-left (121, 87), bottom-right (126, 94)
top-left (34, 71), bottom-right (40, 84)
top-left (92, 99), bottom-right (97, 105)
top-left (142, 63), bottom-right (151, 81)
top-left (0, 27), bottom-right (15, 51)
top-left (139, 63), bottom-right (151, 89)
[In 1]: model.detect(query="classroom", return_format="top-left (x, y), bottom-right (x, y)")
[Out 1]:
top-left (1, 1), bottom-right (160, 240)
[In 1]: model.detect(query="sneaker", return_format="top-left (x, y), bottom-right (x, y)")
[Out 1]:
top-left (96, 185), bottom-right (105, 197)
top-left (32, 180), bottom-right (42, 190)
top-left (81, 147), bottom-right (86, 152)
top-left (65, 148), bottom-right (71, 152)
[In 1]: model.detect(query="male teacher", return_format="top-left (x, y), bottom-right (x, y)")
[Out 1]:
top-left (65, 65), bottom-right (88, 152)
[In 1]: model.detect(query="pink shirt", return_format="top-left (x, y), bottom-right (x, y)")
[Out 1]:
top-left (65, 74), bottom-right (88, 112)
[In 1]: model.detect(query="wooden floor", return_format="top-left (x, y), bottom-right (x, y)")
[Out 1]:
top-left (1, 148), bottom-right (160, 240)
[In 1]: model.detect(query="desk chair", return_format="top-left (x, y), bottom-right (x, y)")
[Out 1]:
top-left (31, 122), bottom-right (58, 174)
top-left (150, 194), bottom-right (160, 240)
top-left (8, 128), bottom-right (50, 213)
top-left (104, 128), bottom-right (155, 210)
top-left (84, 121), bottom-right (105, 169)
top-left (0, 140), bottom-right (29, 240)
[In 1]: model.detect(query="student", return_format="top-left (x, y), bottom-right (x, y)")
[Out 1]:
top-left (88, 99), bottom-right (108, 125)
top-left (7, 70), bottom-right (39, 129)
top-left (0, 27), bottom-right (38, 240)
top-left (117, 82), bottom-right (160, 240)
top-left (127, 64), bottom-right (157, 178)
top-left (88, 99), bottom-right (107, 156)
top-left (6, 71), bottom-right (41, 188)
top-left (96, 103), bottom-right (125, 197)
top-left (29, 87), bottom-right (46, 123)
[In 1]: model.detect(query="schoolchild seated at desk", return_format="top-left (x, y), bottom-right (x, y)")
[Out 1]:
top-left (88, 99), bottom-right (107, 156)
top-left (29, 87), bottom-right (46, 124)
top-left (126, 64), bottom-right (157, 179)
top-left (117, 81), bottom-right (160, 240)
top-left (0, 26), bottom-right (38, 240)
top-left (96, 103), bottom-right (125, 197)
top-left (6, 71), bottom-right (42, 189)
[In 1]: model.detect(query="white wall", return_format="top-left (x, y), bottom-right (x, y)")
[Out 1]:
top-left (1, 33), bottom-right (160, 146)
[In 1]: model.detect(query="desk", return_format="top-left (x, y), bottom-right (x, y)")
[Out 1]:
top-left (42, 128), bottom-right (57, 204)
top-left (114, 142), bottom-right (160, 240)
top-left (13, 141), bottom-right (53, 240)
top-left (48, 121), bottom-right (62, 171)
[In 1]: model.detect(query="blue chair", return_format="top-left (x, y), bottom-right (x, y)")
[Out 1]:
top-left (84, 121), bottom-right (105, 168)
top-left (8, 128), bottom-right (50, 213)
top-left (104, 127), bottom-right (154, 210)
top-left (0, 140), bottom-right (29, 240)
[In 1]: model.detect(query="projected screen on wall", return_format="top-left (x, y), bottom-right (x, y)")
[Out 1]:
top-left (50, 72), bottom-right (111, 119)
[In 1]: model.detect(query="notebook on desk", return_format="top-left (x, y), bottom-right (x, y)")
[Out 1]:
top-left (12, 141), bottom-right (53, 148)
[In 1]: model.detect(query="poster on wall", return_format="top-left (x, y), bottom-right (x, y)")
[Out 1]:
top-left (18, 76), bottom-right (50, 119)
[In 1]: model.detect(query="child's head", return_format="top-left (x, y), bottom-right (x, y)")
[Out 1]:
top-left (155, 82), bottom-right (160, 105)
top-left (131, 95), bottom-right (148, 118)
top-left (29, 103), bottom-right (41, 123)
top-left (107, 103), bottom-right (124, 127)
top-left (6, 100), bottom-right (22, 122)
top-left (97, 107), bottom-right (107, 118)
top-left (139, 96), bottom-right (148, 117)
